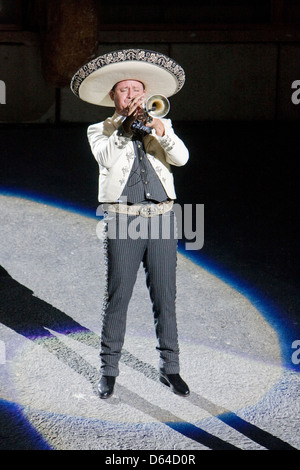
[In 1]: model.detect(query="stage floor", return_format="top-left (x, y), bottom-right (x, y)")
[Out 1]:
top-left (0, 194), bottom-right (298, 450)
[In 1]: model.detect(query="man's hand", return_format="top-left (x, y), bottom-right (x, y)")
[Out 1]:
top-left (146, 117), bottom-right (165, 137)
top-left (122, 95), bottom-right (165, 137)
top-left (122, 95), bottom-right (145, 134)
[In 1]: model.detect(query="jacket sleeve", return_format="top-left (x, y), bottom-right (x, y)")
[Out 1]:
top-left (87, 121), bottom-right (131, 169)
top-left (154, 119), bottom-right (189, 167)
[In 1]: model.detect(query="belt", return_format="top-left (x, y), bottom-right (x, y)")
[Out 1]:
top-left (105, 200), bottom-right (174, 218)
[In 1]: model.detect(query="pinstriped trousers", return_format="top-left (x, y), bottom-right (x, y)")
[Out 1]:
top-left (101, 209), bottom-right (180, 377)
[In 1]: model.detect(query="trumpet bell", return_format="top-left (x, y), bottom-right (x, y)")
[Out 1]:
top-left (146, 94), bottom-right (170, 118)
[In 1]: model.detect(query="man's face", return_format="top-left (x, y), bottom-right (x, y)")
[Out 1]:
top-left (109, 80), bottom-right (145, 116)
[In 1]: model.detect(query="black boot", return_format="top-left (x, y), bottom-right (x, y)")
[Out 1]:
top-left (160, 373), bottom-right (190, 397)
top-left (98, 376), bottom-right (116, 399)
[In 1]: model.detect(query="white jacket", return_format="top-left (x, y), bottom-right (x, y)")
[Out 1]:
top-left (87, 112), bottom-right (189, 202)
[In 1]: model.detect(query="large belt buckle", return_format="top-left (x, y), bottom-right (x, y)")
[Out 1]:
top-left (139, 204), bottom-right (159, 218)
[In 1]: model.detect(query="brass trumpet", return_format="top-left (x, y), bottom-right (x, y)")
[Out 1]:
top-left (144, 94), bottom-right (170, 121)
top-left (131, 94), bottom-right (170, 137)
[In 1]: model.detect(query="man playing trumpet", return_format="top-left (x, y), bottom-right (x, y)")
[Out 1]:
top-left (71, 49), bottom-right (189, 399)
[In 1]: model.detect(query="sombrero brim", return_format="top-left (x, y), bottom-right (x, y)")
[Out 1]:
top-left (70, 49), bottom-right (185, 107)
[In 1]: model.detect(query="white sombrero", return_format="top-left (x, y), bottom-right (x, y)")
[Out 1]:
top-left (70, 48), bottom-right (185, 107)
